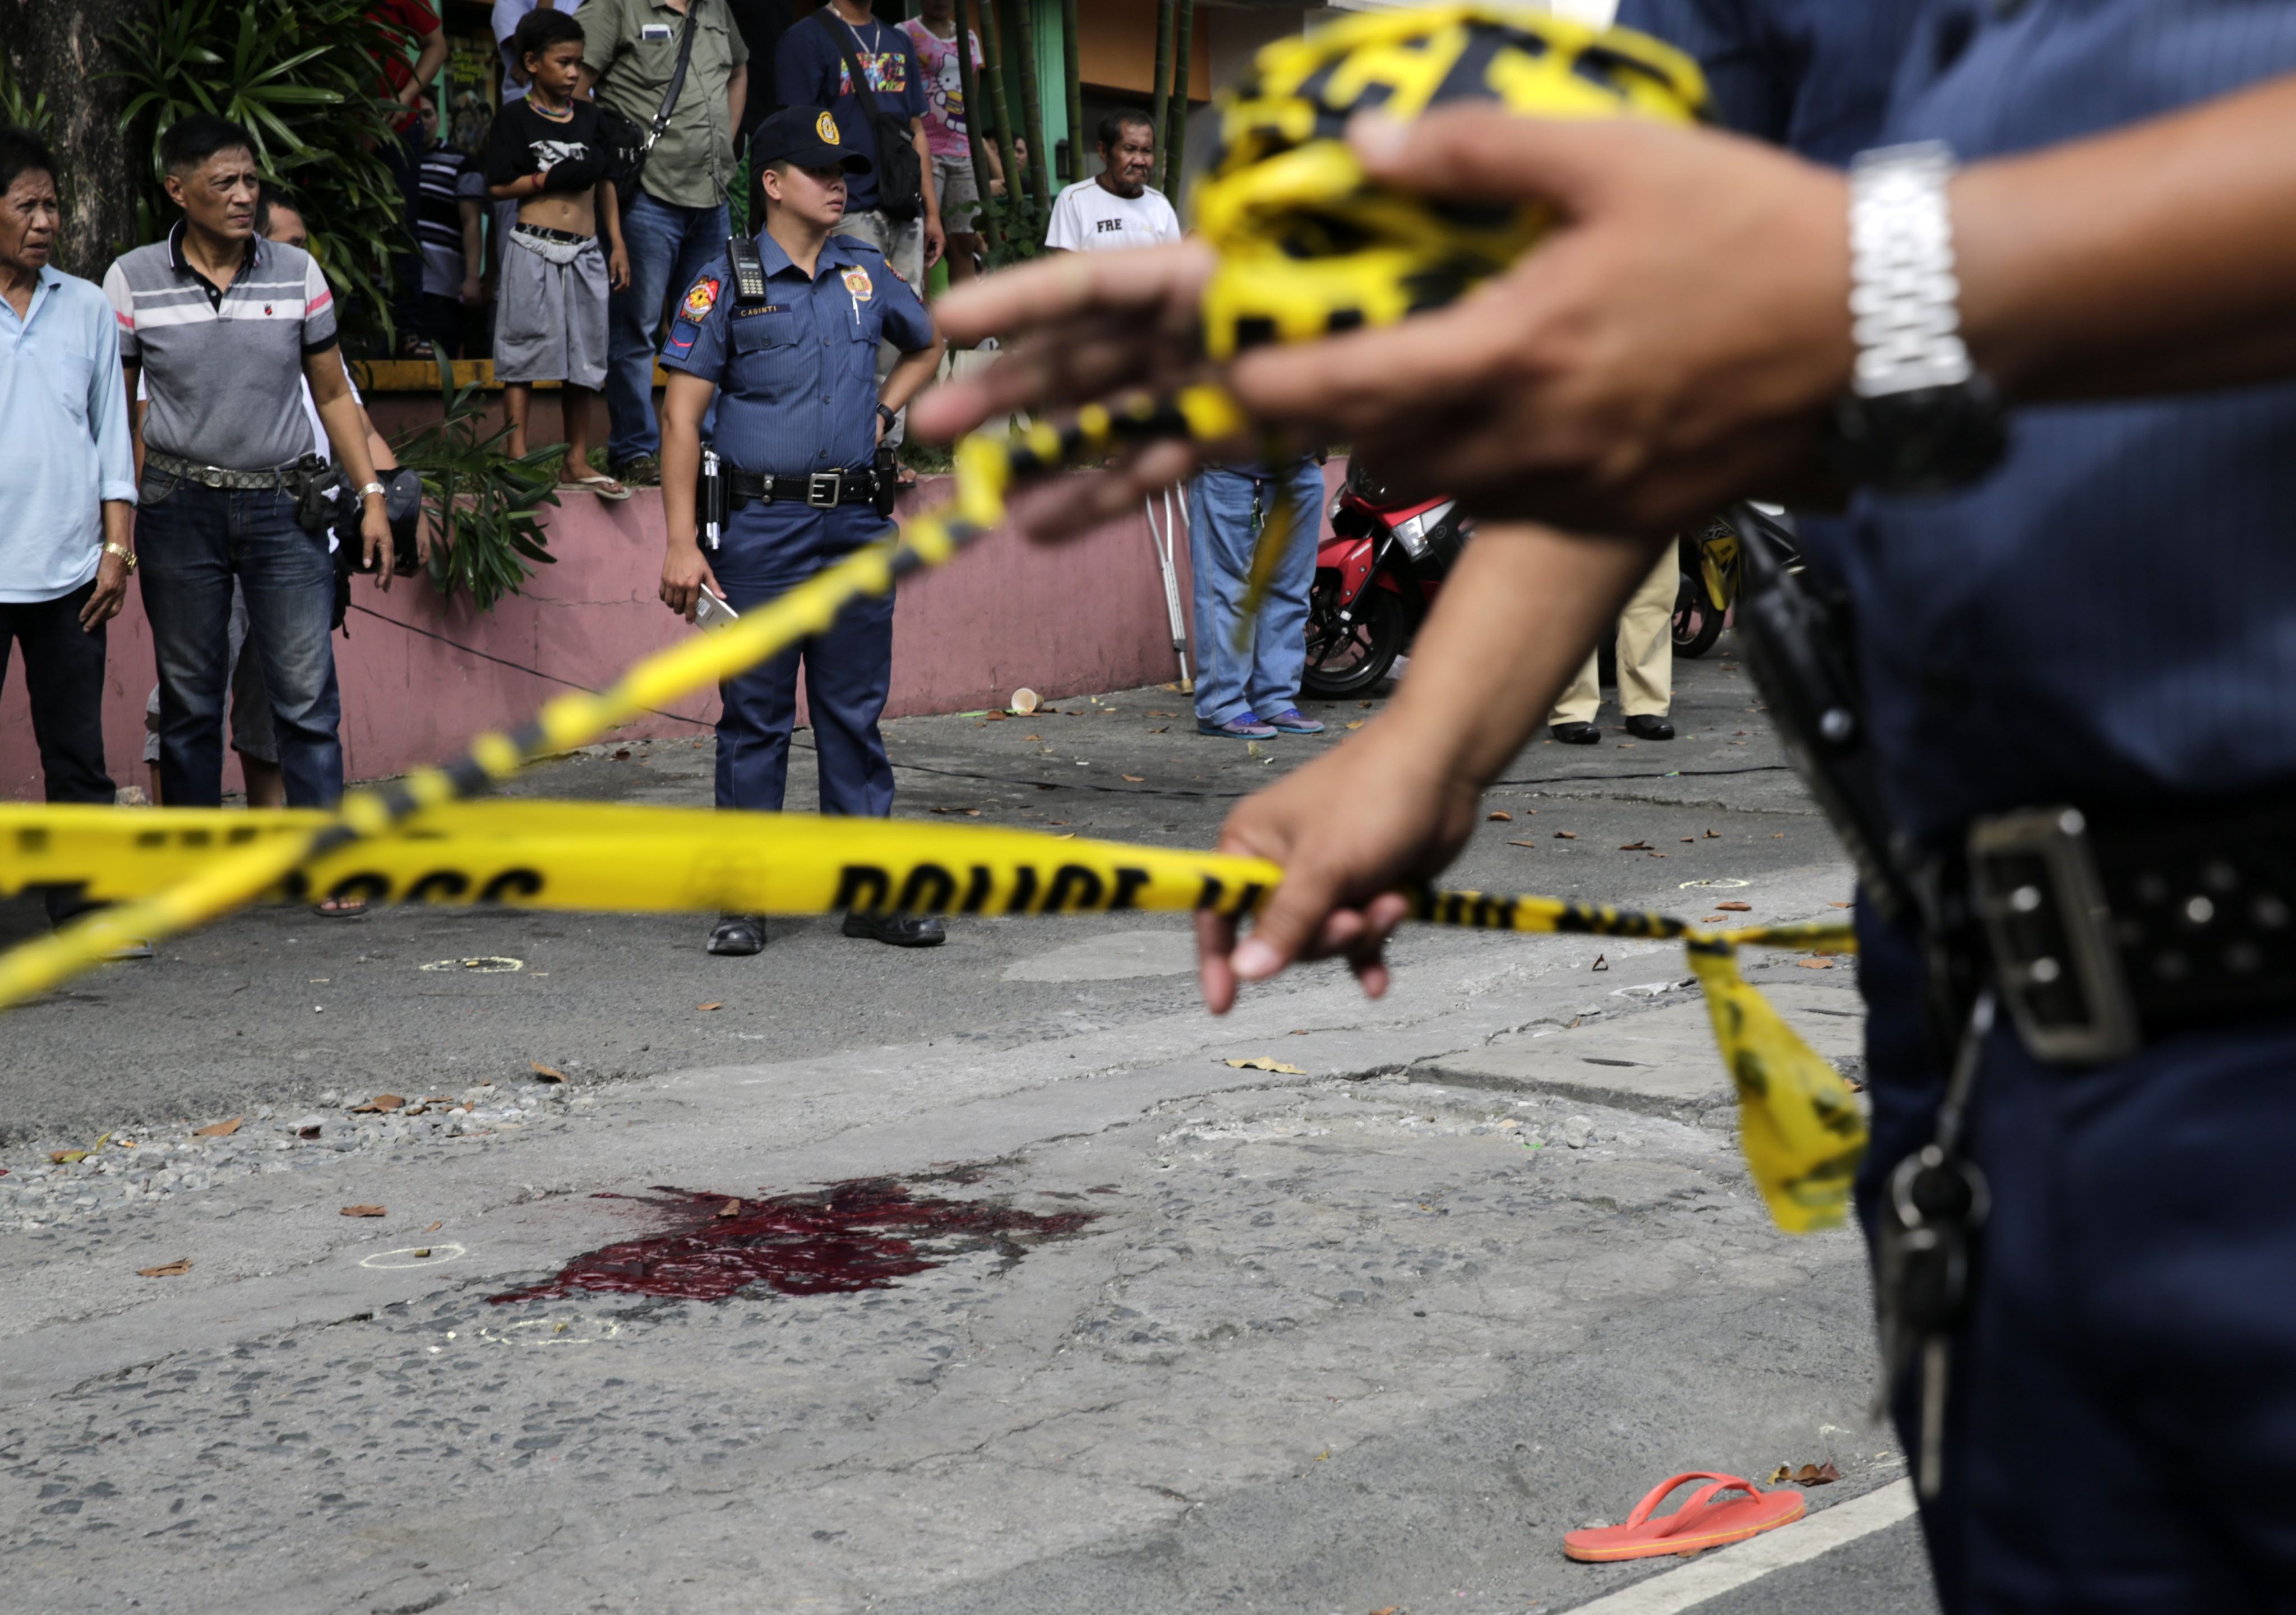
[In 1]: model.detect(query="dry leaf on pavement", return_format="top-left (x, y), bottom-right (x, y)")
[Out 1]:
top-left (1508, 839), bottom-right (1538, 848)
top-left (1716, 901), bottom-right (1753, 911)
top-left (138, 1258), bottom-right (193, 1278)
top-left (1223, 1056), bottom-right (1305, 1074)
top-left (697, 1002), bottom-right (723, 1012)
top-left (193, 1116), bottom-right (242, 1138)
top-left (340, 1205), bottom-right (387, 1218)
top-left (1794, 1462), bottom-right (1842, 1485)
top-left (1619, 840), bottom-right (1651, 851)
top-left (352, 1094), bottom-right (406, 1113)
top-left (1487, 810), bottom-right (1512, 822)
top-left (1554, 830), bottom-right (1577, 839)
top-left (530, 1063), bottom-right (567, 1082)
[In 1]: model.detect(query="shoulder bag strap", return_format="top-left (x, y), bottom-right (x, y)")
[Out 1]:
top-left (814, 7), bottom-right (890, 130)
top-left (644, 2), bottom-right (705, 151)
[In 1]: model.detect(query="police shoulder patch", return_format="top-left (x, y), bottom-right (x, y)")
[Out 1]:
top-left (681, 276), bottom-right (722, 322)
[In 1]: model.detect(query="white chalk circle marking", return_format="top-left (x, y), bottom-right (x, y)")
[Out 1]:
top-left (1678, 878), bottom-right (1752, 889)
top-left (359, 1243), bottom-right (469, 1270)
top-left (419, 956), bottom-right (524, 973)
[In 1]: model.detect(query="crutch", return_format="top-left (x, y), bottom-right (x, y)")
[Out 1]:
top-left (1144, 488), bottom-right (1194, 693)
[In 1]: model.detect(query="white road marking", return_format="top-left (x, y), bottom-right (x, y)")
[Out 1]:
top-left (1566, 1480), bottom-right (1918, 1614)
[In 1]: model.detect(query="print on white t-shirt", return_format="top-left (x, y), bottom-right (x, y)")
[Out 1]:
top-left (1043, 179), bottom-right (1184, 253)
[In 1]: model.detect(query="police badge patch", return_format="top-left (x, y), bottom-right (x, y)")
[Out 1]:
top-left (816, 111), bottom-right (840, 145)
top-left (842, 266), bottom-right (873, 301)
top-left (681, 277), bottom-right (722, 321)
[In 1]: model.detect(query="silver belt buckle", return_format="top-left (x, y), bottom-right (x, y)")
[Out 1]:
top-left (1967, 806), bottom-right (2139, 1065)
top-left (806, 470), bottom-right (842, 509)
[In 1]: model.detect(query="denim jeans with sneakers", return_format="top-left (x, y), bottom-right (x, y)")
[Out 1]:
top-left (1189, 459), bottom-right (1323, 729)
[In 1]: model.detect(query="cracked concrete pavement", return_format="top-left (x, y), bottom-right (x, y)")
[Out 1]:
top-left (0, 653), bottom-right (1935, 1613)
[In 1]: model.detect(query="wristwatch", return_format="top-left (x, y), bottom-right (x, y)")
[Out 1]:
top-left (356, 481), bottom-right (387, 501)
top-left (1822, 142), bottom-right (2007, 495)
top-left (876, 403), bottom-right (898, 431)
top-left (102, 541), bottom-right (136, 574)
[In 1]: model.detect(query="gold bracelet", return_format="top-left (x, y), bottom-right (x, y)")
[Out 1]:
top-left (102, 541), bottom-right (136, 574)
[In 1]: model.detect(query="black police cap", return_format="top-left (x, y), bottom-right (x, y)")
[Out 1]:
top-left (752, 105), bottom-right (872, 174)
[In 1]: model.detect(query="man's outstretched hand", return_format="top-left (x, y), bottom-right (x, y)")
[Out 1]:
top-left (1195, 717), bottom-right (1484, 1015)
top-left (914, 108), bottom-right (1856, 538)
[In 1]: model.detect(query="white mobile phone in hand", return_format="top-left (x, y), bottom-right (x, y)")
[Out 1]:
top-left (692, 588), bottom-right (740, 630)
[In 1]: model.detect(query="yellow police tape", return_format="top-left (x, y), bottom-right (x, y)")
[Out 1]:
top-left (0, 800), bottom-right (1863, 1232)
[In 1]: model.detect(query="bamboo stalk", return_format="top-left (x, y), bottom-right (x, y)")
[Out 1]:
top-left (955, 0), bottom-right (1000, 245)
top-left (1148, 0), bottom-right (1176, 191)
top-left (1009, 0), bottom-right (1054, 242)
top-left (1059, 0), bottom-right (1082, 185)
top-left (1164, 0), bottom-right (1194, 197)
top-left (977, 0), bottom-right (1022, 244)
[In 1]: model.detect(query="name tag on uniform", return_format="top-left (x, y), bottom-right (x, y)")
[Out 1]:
top-left (641, 22), bottom-right (673, 40)
top-left (732, 304), bottom-right (785, 317)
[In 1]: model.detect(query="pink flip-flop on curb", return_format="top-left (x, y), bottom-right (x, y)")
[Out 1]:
top-left (1563, 1471), bottom-right (1805, 1562)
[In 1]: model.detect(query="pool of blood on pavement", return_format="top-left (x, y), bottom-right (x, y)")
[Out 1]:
top-left (489, 1177), bottom-right (1097, 1305)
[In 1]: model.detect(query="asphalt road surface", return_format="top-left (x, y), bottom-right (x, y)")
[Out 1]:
top-left (0, 648), bottom-right (1942, 1615)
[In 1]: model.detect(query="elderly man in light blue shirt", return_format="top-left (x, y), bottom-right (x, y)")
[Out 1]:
top-left (0, 124), bottom-right (138, 932)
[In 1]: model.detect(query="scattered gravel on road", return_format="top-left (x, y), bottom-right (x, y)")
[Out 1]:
top-left (0, 1078), bottom-right (603, 1233)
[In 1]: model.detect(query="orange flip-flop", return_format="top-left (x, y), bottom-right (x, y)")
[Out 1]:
top-left (1563, 1471), bottom-right (1806, 1562)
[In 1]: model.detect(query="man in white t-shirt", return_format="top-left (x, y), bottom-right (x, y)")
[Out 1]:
top-left (1043, 109), bottom-right (1181, 253)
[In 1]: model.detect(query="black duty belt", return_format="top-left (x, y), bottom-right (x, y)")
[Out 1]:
top-left (726, 467), bottom-right (880, 509)
top-left (145, 449), bottom-right (306, 492)
top-left (1959, 799), bottom-right (2296, 1064)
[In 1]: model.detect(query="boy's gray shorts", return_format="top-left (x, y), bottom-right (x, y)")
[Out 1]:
top-left (493, 227), bottom-right (608, 390)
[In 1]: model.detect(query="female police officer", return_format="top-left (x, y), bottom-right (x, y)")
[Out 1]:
top-left (657, 104), bottom-right (944, 958)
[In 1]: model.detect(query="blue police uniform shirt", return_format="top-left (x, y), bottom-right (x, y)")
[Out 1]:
top-left (1840, 1), bottom-right (2296, 846)
top-left (659, 230), bottom-right (933, 482)
top-left (1612, 0), bottom-right (1923, 166)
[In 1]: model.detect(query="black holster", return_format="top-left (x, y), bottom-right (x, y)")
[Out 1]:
top-left (874, 444), bottom-right (900, 519)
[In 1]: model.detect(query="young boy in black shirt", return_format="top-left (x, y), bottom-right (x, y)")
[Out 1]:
top-left (484, 8), bottom-right (631, 499)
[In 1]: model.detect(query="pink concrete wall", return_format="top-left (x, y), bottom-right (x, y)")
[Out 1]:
top-left (0, 477), bottom-right (1199, 801)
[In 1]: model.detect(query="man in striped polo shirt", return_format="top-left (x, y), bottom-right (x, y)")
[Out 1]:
top-left (103, 115), bottom-right (392, 824)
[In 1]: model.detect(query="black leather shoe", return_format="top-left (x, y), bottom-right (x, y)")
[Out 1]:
top-left (1550, 722), bottom-right (1602, 745)
top-left (707, 913), bottom-right (768, 955)
top-left (843, 910), bottom-right (948, 947)
top-left (1624, 714), bottom-right (1675, 740)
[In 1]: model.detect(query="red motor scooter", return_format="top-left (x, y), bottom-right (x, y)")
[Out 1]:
top-left (1301, 460), bottom-right (1468, 698)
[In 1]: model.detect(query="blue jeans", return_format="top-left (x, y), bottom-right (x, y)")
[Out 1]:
top-left (136, 474), bottom-right (343, 808)
top-left (1189, 460), bottom-right (1323, 726)
top-left (608, 192), bottom-right (729, 466)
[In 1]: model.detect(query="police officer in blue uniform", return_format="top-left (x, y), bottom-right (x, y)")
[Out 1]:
top-left (657, 104), bottom-right (945, 957)
top-left (916, 2), bottom-right (2296, 1603)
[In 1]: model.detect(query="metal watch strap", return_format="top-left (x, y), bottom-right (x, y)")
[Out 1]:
top-left (1846, 142), bottom-right (1970, 398)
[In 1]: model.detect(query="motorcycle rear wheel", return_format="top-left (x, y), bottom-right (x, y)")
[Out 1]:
top-left (1672, 570), bottom-right (1726, 658)
top-left (1303, 577), bottom-right (1407, 699)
